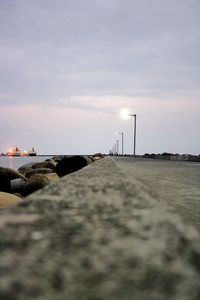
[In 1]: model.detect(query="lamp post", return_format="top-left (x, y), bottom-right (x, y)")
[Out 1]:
top-left (113, 139), bottom-right (119, 155)
top-left (116, 132), bottom-right (124, 155)
top-left (129, 114), bottom-right (137, 156)
top-left (120, 109), bottom-right (137, 156)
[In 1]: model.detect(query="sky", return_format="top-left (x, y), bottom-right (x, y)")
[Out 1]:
top-left (0, 0), bottom-right (200, 155)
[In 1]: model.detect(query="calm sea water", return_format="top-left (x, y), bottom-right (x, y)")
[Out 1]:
top-left (0, 156), bottom-right (53, 170)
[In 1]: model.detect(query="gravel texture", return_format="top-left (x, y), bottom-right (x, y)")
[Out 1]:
top-left (0, 157), bottom-right (200, 300)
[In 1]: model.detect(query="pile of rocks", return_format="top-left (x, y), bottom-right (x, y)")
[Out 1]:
top-left (0, 153), bottom-right (105, 209)
top-left (142, 153), bottom-right (200, 162)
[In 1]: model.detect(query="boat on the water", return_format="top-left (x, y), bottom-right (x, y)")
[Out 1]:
top-left (6, 147), bottom-right (21, 156)
top-left (6, 147), bottom-right (37, 156)
top-left (28, 147), bottom-right (37, 156)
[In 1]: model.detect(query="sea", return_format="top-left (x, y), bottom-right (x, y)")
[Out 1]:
top-left (0, 156), bottom-right (53, 170)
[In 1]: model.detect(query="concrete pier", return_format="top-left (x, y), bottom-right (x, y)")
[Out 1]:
top-left (0, 157), bottom-right (200, 300)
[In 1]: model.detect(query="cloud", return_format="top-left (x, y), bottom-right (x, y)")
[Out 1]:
top-left (0, 0), bottom-right (199, 107)
top-left (58, 94), bottom-right (200, 124)
top-left (59, 95), bottom-right (154, 114)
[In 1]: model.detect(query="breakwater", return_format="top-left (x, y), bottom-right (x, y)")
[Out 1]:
top-left (0, 157), bottom-right (200, 299)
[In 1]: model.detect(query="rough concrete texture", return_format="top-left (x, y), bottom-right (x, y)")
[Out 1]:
top-left (0, 157), bottom-right (200, 300)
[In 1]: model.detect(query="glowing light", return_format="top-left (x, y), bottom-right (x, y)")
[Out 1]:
top-left (120, 108), bottom-right (130, 120)
top-left (21, 150), bottom-right (28, 156)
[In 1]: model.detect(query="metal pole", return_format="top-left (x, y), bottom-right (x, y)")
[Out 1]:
top-left (122, 133), bottom-right (124, 155)
top-left (129, 114), bottom-right (136, 156)
top-left (116, 132), bottom-right (124, 155)
top-left (134, 114), bottom-right (136, 156)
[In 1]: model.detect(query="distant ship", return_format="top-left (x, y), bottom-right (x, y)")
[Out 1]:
top-left (28, 147), bottom-right (37, 156)
top-left (6, 147), bottom-right (37, 156)
top-left (6, 147), bottom-right (21, 156)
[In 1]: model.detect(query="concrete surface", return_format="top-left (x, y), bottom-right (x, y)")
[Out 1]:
top-left (114, 157), bottom-right (200, 230)
top-left (0, 157), bottom-right (200, 300)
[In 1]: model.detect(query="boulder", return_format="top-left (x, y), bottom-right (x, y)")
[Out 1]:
top-left (13, 193), bottom-right (23, 198)
top-left (44, 158), bottom-right (57, 167)
top-left (20, 167), bottom-right (33, 178)
top-left (10, 178), bottom-right (26, 194)
top-left (18, 162), bottom-right (35, 175)
top-left (82, 156), bottom-right (93, 164)
top-left (50, 155), bottom-right (64, 163)
top-left (44, 173), bottom-right (60, 183)
top-left (55, 155), bottom-right (88, 177)
top-left (0, 170), bottom-right (11, 193)
top-left (92, 152), bottom-right (105, 158)
top-left (0, 192), bottom-right (22, 208)
top-left (24, 168), bottom-right (53, 178)
top-left (31, 161), bottom-right (56, 172)
top-left (0, 167), bottom-right (27, 181)
top-left (22, 174), bottom-right (50, 196)
top-left (92, 156), bottom-right (101, 161)
top-left (88, 155), bottom-right (95, 162)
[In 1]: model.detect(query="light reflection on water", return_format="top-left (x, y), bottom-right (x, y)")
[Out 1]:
top-left (0, 156), bottom-right (52, 170)
top-left (8, 156), bottom-right (13, 169)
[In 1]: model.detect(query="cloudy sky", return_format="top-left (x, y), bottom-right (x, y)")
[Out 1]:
top-left (0, 0), bottom-right (199, 155)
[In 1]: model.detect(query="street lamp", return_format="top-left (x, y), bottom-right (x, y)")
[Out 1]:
top-left (113, 139), bottom-right (119, 155)
top-left (120, 109), bottom-right (137, 156)
top-left (116, 131), bottom-right (124, 155)
top-left (129, 114), bottom-right (137, 156)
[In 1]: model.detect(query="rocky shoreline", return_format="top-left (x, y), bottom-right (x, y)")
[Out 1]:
top-left (0, 153), bottom-right (105, 209)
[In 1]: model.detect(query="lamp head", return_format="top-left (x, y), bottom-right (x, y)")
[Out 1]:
top-left (120, 108), bottom-right (130, 120)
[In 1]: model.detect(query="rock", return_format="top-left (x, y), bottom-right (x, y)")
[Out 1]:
top-left (92, 156), bottom-right (101, 161)
top-left (18, 161), bottom-right (56, 178)
top-left (44, 158), bottom-right (57, 167)
top-left (0, 170), bottom-right (11, 193)
top-left (82, 156), bottom-right (93, 164)
top-left (44, 173), bottom-right (60, 183)
top-left (13, 193), bottom-right (23, 198)
top-left (10, 178), bottom-right (26, 194)
top-left (92, 153), bottom-right (106, 161)
top-left (50, 155), bottom-right (64, 163)
top-left (18, 162), bottom-right (35, 175)
top-left (88, 155), bottom-right (94, 162)
top-left (31, 161), bottom-right (56, 172)
top-left (0, 192), bottom-right (22, 208)
top-left (21, 167), bottom-right (33, 178)
top-left (24, 168), bottom-right (53, 178)
top-left (92, 152), bottom-right (105, 158)
top-left (55, 155), bottom-right (88, 177)
top-left (0, 167), bottom-right (27, 181)
top-left (22, 174), bottom-right (50, 196)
